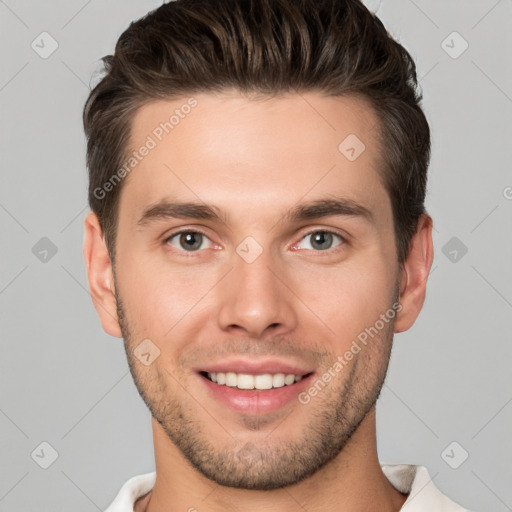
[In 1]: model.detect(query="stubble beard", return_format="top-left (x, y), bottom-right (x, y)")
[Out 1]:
top-left (115, 287), bottom-right (397, 490)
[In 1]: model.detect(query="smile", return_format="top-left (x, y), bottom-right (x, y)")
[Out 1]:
top-left (198, 370), bottom-right (316, 415)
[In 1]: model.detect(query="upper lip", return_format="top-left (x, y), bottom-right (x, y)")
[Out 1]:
top-left (196, 358), bottom-right (315, 376)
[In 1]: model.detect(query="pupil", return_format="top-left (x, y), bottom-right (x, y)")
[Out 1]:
top-left (312, 232), bottom-right (332, 250)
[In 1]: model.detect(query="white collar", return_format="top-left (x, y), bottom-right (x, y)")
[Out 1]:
top-left (104, 464), bottom-right (471, 511)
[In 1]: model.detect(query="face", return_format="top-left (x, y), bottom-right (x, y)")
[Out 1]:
top-left (99, 91), bottom-right (408, 489)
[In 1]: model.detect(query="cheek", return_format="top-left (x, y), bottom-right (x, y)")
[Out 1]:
top-left (116, 253), bottom-right (220, 338)
top-left (292, 258), bottom-right (396, 344)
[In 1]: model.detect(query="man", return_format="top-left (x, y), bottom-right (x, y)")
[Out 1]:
top-left (82, 0), bottom-right (472, 510)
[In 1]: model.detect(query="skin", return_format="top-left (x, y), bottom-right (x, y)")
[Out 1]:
top-left (83, 90), bottom-right (433, 512)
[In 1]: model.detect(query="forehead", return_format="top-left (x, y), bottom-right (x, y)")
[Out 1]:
top-left (119, 90), bottom-right (389, 226)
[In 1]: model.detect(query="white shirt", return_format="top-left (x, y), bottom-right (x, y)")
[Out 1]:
top-left (104, 464), bottom-right (472, 511)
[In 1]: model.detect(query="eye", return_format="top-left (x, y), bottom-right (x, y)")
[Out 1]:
top-left (295, 230), bottom-right (346, 251)
top-left (165, 231), bottom-right (213, 252)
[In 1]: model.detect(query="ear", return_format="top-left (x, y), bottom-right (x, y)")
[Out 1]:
top-left (83, 211), bottom-right (122, 338)
top-left (394, 213), bottom-right (434, 333)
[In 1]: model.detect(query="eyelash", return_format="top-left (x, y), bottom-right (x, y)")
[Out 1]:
top-left (163, 228), bottom-right (348, 255)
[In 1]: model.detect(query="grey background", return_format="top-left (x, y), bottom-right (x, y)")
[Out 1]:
top-left (1, 0), bottom-right (511, 510)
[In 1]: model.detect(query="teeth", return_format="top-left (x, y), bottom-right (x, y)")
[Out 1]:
top-left (272, 373), bottom-right (285, 388)
top-left (207, 372), bottom-right (304, 390)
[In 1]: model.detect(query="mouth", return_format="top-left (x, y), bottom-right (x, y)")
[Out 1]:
top-left (197, 369), bottom-right (316, 415)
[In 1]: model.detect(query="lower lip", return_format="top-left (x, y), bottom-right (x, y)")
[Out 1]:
top-left (198, 373), bottom-right (315, 415)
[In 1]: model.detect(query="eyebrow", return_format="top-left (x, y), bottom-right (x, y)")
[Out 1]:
top-left (137, 197), bottom-right (374, 227)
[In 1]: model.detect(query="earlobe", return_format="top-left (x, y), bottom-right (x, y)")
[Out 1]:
top-left (394, 214), bottom-right (434, 333)
top-left (83, 211), bottom-right (123, 338)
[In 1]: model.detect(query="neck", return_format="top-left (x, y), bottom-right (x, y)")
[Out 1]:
top-left (138, 406), bottom-right (407, 512)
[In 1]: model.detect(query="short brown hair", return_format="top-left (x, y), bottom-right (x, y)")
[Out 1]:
top-left (83, 0), bottom-right (430, 264)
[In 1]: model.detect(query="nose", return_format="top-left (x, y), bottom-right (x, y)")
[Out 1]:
top-left (217, 245), bottom-right (298, 339)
